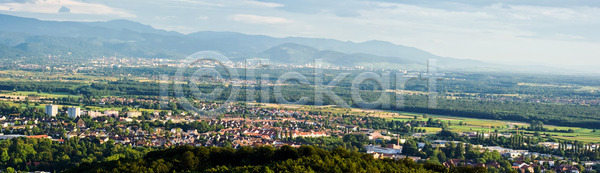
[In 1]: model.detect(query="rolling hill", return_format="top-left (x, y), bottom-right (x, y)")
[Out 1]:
top-left (0, 13), bottom-right (494, 71)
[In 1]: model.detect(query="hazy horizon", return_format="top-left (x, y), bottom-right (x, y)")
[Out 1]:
top-left (1, 0), bottom-right (600, 68)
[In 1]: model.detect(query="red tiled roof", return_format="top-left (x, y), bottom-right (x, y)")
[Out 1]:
top-left (27, 135), bottom-right (50, 139)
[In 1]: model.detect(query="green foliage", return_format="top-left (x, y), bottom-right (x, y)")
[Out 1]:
top-left (5, 167), bottom-right (15, 173)
top-left (66, 145), bottom-right (484, 173)
top-left (402, 140), bottom-right (419, 156)
top-left (0, 137), bottom-right (152, 172)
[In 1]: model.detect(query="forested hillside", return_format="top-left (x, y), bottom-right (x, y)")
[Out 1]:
top-left (66, 145), bottom-right (486, 173)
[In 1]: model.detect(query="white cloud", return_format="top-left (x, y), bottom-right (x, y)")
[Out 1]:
top-left (553, 33), bottom-right (585, 40)
top-left (242, 0), bottom-right (283, 8)
top-left (172, 0), bottom-right (224, 7)
top-left (0, 0), bottom-right (135, 17)
top-left (2, 0), bottom-right (600, 66)
top-left (229, 14), bottom-right (292, 24)
top-left (197, 16), bottom-right (209, 20)
top-left (498, 3), bottom-right (586, 20)
top-left (287, 1), bottom-right (600, 66)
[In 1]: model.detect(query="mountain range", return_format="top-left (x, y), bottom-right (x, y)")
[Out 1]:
top-left (0, 13), bottom-right (500, 71)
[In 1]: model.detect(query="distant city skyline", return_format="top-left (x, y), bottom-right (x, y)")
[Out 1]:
top-left (1, 0), bottom-right (599, 67)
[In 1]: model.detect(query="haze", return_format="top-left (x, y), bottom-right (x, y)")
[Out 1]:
top-left (1, 0), bottom-right (599, 68)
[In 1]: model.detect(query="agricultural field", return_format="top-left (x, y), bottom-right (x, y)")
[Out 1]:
top-left (394, 111), bottom-right (600, 143)
top-left (1, 91), bottom-right (80, 98)
top-left (259, 103), bottom-right (600, 142)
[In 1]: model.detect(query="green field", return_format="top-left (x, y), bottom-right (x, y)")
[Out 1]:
top-left (1, 91), bottom-right (81, 98)
top-left (264, 104), bottom-right (600, 143)
top-left (0, 100), bottom-right (160, 115)
top-left (387, 111), bottom-right (600, 142)
top-left (0, 70), bottom-right (125, 82)
top-left (84, 106), bottom-right (160, 113)
top-left (256, 103), bottom-right (600, 142)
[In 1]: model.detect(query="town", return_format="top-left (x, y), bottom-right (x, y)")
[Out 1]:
top-left (1, 2), bottom-right (600, 172)
top-left (1, 98), bottom-right (597, 172)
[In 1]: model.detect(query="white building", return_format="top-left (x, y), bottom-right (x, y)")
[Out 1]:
top-left (45, 104), bottom-right (58, 116)
top-left (127, 111), bottom-right (142, 118)
top-left (0, 134), bottom-right (26, 140)
top-left (539, 160), bottom-right (556, 167)
top-left (505, 152), bottom-right (522, 159)
top-left (366, 145), bottom-right (402, 154)
top-left (105, 110), bottom-right (119, 117)
top-left (68, 107), bottom-right (80, 118)
top-left (87, 111), bottom-right (102, 118)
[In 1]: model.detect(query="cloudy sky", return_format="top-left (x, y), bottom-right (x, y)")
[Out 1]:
top-left (1, 0), bottom-right (599, 67)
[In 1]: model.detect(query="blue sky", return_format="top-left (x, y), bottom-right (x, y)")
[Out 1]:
top-left (1, 0), bottom-right (599, 67)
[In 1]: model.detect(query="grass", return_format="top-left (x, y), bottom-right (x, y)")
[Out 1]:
top-left (400, 112), bottom-right (600, 142)
top-left (420, 127), bottom-right (442, 133)
top-left (0, 101), bottom-right (23, 107)
top-left (518, 82), bottom-right (600, 95)
top-left (84, 106), bottom-right (160, 113)
top-left (0, 99), bottom-right (161, 116)
top-left (517, 82), bottom-right (571, 88)
top-left (2, 91), bottom-right (81, 99)
top-left (258, 103), bottom-right (600, 142)
top-left (576, 86), bottom-right (600, 92)
top-left (263, 104), bottom-right (600, 143)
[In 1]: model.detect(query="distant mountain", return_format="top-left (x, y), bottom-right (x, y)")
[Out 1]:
top-left (258, 43), bottom-right (426, 69)
top-left (0, 43), bottom-right (27, 57)
top-left (86, 19), bottom-right (183, 36)
top-left (0, 13), bottom-right (495, 71)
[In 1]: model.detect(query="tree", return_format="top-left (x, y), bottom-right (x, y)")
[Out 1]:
top-left (477, 158), bottom-right (486, 164)
top-left (437, 151), bottom-right (447, 162)
top-left (422, 143), bottom-right (434, 157)
top-left (150, 159), bottom-right (172, 173)
top-left (5, 167), bottom-right (15, 173)
top-left (530, 120), bottom-right (545, 131)
top-left (258, 165), bottom-right (273, 173)
top-left (169, 102), bottom-right (177, 111)
top-left (427, 118), bottom-right (434, 125)
top-left (223, 141), bottom-right (233, 148)
top-left (1, 148), bottom-right (9, 163)
top-left (402, 140), bottom-right (419, 156)
top-left (180, 151), bottom-right (198, 170)
top-left (454, 143), bottom-right (465, 160)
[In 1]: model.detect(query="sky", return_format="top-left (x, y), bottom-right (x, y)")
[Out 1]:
top-left (1, 0), bottom-right (599, 67)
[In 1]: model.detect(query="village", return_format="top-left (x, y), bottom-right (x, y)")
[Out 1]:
top-left (0, 101), bottom-right (596, 173)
